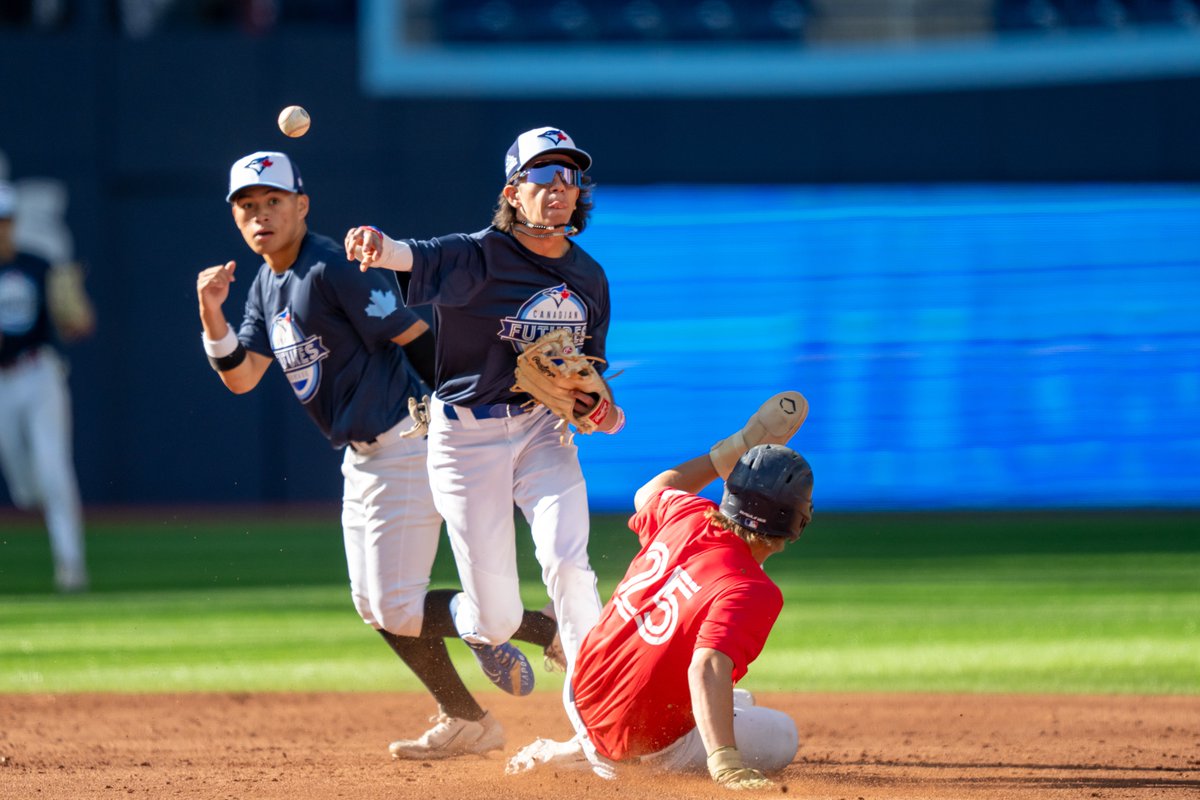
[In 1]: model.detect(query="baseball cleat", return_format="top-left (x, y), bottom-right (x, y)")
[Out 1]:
top-left (539, 602), bottom-right (567, 673)
top-left (469, 641), bottom-right (535, 696)
top-left (389, 711), bottom-right (505, 760)
top-left (55, 563), bottom-right (90, 594)
top-left (505, 734), bottom-right (591, 775)
top-left (710, 391), bottom-right (809, 479)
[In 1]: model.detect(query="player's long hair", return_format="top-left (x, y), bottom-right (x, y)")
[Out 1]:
top-left (704, 507), bottom-right (790, 548)
top-left (492, 175), bottom-right (594, 235)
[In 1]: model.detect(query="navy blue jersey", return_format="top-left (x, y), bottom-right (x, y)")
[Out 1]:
top-left (0, 251), bottom-right (56, 367)
top-left (404, 227), bottom-right (611, 406)
top-left (237, 232), bottom-right (423, 448)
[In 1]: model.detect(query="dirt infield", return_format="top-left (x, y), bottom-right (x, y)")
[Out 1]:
top-left (2, 692), bottom-right (1197, 799)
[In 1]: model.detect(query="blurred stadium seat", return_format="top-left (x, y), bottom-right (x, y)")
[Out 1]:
top-left (435, 0), bottom-right (811, 43)
top-left (432, 0), bottom-right (1198, 45)
top-left (996, 0), bottom-right (1200, 31)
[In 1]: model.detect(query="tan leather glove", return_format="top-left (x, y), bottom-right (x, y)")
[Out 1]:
top-left (707, 745), bottom-right (774, 790)
top-left (399, 395), bottom-right (430, 439)
top-left (511, 328), bottom-right (614, 443)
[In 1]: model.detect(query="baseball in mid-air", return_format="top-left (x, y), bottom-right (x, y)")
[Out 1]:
top-left (277, 105), bottom-right (311, 138)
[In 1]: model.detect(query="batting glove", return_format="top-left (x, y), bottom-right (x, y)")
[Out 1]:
top-left (707, 745), bottom-right (774, 791)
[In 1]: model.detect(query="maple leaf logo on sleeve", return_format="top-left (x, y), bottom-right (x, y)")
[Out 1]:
top-left (365, 289), bottom-right (398, 319)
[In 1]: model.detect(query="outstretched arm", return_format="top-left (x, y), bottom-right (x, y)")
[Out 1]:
top-left (632, 453), bottom-right (718, 512)
top-left (635, 390), bottom-right (810, 511)
top-left (345, 226), bottom-right (414, 273)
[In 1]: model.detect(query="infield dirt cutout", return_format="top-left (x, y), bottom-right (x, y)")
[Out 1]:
top-left (2, 692), bottom-right (1197, 799)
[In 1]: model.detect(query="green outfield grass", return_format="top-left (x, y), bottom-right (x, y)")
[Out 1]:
top-left (1, 509), bottom-right (1197, 695)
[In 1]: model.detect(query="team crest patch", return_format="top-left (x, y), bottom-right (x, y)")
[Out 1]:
top-left (498, 283), bottom-right (588, 351)
top-left (270, 307), bottom-right (330, 403)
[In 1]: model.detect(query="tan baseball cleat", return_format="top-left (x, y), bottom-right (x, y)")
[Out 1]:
top-left (388, 711), bottom-right (505, 760)
top-left (710, 391), bottom-right (809, 479)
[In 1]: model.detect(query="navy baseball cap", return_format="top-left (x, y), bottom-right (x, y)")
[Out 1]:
top-left (227, 151), bottom-right (304, 202)
top-left (504, 127), bottom-right (592, 182)
top-left (0, 180), bottom-right (14, 219)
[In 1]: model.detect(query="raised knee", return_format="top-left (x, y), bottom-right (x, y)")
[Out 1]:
top-left (739, 708), bottom-right (799, 773)
top-left (471, 606), bottom-right (523, 644)
top-left (374, 596), bottom-right (426, 638)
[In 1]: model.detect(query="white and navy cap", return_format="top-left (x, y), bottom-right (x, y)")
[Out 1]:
top-left (227, 151), bottom-right (304, 202)
top-left (0, 180), bottom-right (15, 219)
top-left (504, 127), bottom-right (592, 182)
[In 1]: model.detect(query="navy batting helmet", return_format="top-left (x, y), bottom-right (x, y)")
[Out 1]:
top-left (719, 444), bottom-right (814, 539)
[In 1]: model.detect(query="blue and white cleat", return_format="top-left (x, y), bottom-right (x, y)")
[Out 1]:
top-left (469, 641), bottom-right (535, 696)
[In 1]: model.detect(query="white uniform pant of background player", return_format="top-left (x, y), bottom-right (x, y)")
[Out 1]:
top-left (565, 686), bottom-right (799, 779)
top-left (341, 423), bottom-right (444, 637)
top-left (427, 397), bottom-right (603, 669)
top-left (0, 347), bottom-right (86, 589)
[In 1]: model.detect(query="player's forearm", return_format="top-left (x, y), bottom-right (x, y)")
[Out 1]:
top-left (200, 322), bottom-right (268, 394)
top-left (633, 453), bottom-right (718, 511)
top-left (597, 404), bottom-right (624, 434)
top-left (688, 648), bottom-right (737, 753)
top-left (346, 226), bottom-right (415, 272)
top-left (199, 306), bottom-right (231, 342)
top-left (215, 358), bottom-right (266, 394)
top-left (376, 233), bottom-right (414, 272)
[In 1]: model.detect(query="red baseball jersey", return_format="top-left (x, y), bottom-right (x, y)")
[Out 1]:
top-left (572, 488), bottom-right (783, 761)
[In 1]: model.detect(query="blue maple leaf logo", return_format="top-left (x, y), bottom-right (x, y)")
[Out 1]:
top-left (365, 289), bottom-right (397, 319)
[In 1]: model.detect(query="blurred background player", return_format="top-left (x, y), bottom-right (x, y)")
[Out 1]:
top-left (0, 178), bottom-right (95, 593)
top-left (196, 151), bottom-right (557, 759)
top-left (344, 126), bottom-right (623, 680)
top-left (508, 395), bottom-right (810, 789)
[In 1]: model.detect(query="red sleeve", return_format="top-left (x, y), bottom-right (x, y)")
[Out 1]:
top-left (696, 579), bottom-right (783, 678)
top-left (628, 488), bottom-right (715, 548)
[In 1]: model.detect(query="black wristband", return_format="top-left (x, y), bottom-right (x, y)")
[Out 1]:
top-left (207, 342), bottom-right (247, 372)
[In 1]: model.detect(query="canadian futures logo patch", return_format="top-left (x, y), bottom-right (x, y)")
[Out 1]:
top-left (270, 307), bottom-right (330, 403)
top-left (498, 283), bottom-right (587, 351)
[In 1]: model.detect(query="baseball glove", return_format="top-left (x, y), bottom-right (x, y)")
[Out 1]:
top-left (511, 328), bottom-right (614, 444)
top-left (399, 395), bottom-right (430, 439)
top-left (47, 261), bottom-right (96, 341)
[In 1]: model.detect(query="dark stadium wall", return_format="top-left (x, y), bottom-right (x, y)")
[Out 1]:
top-left (0, 27), bottom-right (1197, 507)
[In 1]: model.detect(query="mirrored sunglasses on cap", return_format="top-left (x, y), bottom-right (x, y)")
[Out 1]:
top-left (515, 163), bottom-right (583, 187)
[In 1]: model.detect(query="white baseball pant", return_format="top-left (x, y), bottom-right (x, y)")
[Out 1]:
top-left (565, 686), bottom-right (799, 780)
top-left (0, 347), bottom-right (87, 589)
top-left (426, 397), bottom-right (602, 670)
top-left (341, 419), bottom-right (444, 637)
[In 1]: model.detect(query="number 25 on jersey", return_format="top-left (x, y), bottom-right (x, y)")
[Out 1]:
top-left (613, 542), bottom-right (702, 646)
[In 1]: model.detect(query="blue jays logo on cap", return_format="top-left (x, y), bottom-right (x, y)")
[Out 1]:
top-left (227, 151), bottom-right (303, 202)
top-left (245, 156), bottom-right (275, 175)
top-left (505, 127), bottom-right (592, 181)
